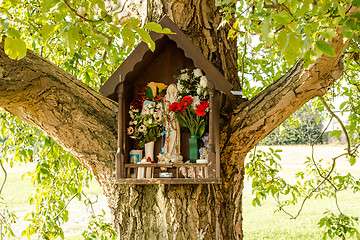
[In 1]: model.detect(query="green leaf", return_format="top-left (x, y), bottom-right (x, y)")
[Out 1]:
top-left (121, 27), bottom-right (135, 46)
top-left (197, 122), bottom-right (206, 137)
top-left (175, 114), bottom-right (188, 129)
top-left (350, 156), bottom-right (356, 166)
top-left (39, 168), bottom-right (50, 175)
top-left (315, 40), bottom-right (336, 57)
top-left (277, 29), bottom-right (288, 51)
top-left (343, 19), bottom-right (356, 39)
top-left (128, 17), bottom-right (141, 28)
top-left (340, 101), bottom-right (347, 110)
top-left (338, 4), bottom-right (346, 19)
top-left (7, 28), bottom-right (21, 38)
top-left (272, 11), bottom-right (293, 25)
top-left (135, 28), bottom-right (155, 51)
top-left (40, 24), bottom-right (56, 39)
top-left (283, 32), bottom-right (302, 63)
top-left (145, 86), bottom-right (153, 99)
top-left (318, 28), bottom-right (337, 40)
top-left (4, 37), bottom-right (27, 60)
top-left (144, 22), bottom-right (174, 34)
top-left (261, 15), bottom-right (273, 46)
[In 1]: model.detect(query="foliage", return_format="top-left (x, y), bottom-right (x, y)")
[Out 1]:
top-left (0, 111), bottom-right (117, 239)
top-left (246, 144), bottom-right (360, 239)
top-left (1, 0), bottom-right (360, 238)
top-left (262, 105), bottom-right (323, 145)
top-left (218, 1), bottom-right (360, 99)
top-left (82, 211), bottom-right (117, 240)
top-left (128, 103), bottom-right (163, 149)
top-left (318, 211), bottom-right (360, 239)
top-left (170, 69), bottom-right (210, 137)
top-left (169, 96), bottom-right (209, 137)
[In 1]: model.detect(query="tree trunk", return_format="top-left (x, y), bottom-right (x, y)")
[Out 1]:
top-left (0, 2), bottom-right (356, 240)
top-left (113, 1), bottom-right (245, 239)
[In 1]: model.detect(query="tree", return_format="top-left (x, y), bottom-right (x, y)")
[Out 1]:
top-left (262, 105), bottom-right (324, 145)
top-left (0, 0), bottom-right (360, 239)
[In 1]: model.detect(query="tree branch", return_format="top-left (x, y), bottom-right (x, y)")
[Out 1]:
top-left (63, 0), bottom-right (101, 23)
top-left (319, 96), bottom-right (354, 157)
top-left (0, 40), bottom-right (118, 174)
top-left (226, 7), bottom-right (360, 161)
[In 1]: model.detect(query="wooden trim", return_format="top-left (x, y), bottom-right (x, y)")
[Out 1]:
top-left (125, 163), bottom-right (208, 168)
top-left (214, 91), bottom-right (221, 179)
top-left (207, 83), bottom-right (216, 178)
top-left (116, 82), bottom-right (125, 179)
top-left (116, 178), bottom-right (222, 184)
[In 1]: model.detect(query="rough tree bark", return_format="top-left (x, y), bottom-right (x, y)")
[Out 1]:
top-left (0, 1), bottom-right (355, 240)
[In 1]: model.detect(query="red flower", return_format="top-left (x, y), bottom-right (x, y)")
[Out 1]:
top-left (182, 96), bottom-right (193, 103)
top-left (200, 101), bottom-right (209, 108)
top-left (169, 102), bottom-right (178, 112)
top-left (195, 108), bottom-right (206, 116)
top-left (197, 101), bottom-right (209, 112)
top-left (177, 101), bottom-right (184, 110)
top-left (183, 101), bottom-right (190, 110)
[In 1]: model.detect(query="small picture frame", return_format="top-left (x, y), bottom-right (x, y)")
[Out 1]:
top-left (142, 100), bottom-right (156, 114)
top-left (129, 150), bottom-right (142, 164)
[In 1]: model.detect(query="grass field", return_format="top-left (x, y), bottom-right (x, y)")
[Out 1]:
top-left (243, 145), bottom-right (360, 240)
top-left (1, 145), bottom-right (359, 239)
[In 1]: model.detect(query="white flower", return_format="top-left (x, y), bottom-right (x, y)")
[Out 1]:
top-left (196, 87), bottom-right (201, 95)
top-left (156, 103), bottom-right (162, 109)
top-left (192, 96), bottom-right (200, 109)
top-left (203, 90), bottom-right (208, 96)
top-left (200, 76), bottom-right (207, 88)
top-left (193, 68), bottom-right (203, 77)
top-left (139, 125), bottom-right (146, 132)
top-left (147, 118), bottom-right (153, 125)
top-left (177, 82), bottom-right (184, 92)
top-left (133, 120), bottom-right (138, 125)
top-left (180, 73), bottom-right (189, 80)
top-left (150, 109), bottom-right (154, 114)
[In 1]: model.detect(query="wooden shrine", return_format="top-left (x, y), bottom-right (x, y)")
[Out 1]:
top-left (99, 16), bottom-right (232, 184)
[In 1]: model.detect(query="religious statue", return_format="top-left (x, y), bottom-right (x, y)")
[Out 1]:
top-left (159, 84), bottom-right (183, 163)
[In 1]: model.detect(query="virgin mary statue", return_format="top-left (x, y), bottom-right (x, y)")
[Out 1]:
top-left (160, 84), bottom-right (183, 163)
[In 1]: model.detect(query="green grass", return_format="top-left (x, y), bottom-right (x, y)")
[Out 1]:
top-left (0, 162), bottom-right (36, 207)
top-left (0, 162), bottom-right (103, 208)
top-left (243, 168), bottom-right (360, 240)
top-left (2, 145), bottom-right (360, 239)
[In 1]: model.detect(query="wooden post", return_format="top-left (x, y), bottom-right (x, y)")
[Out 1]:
top-left (116, 81), bottom-right (125, 179)
top-left (207, 82), bottom-right (216, 179)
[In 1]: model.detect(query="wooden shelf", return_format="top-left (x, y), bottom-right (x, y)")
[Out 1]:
top-left (125, 163), bottom-right (208, 168)
top-left (116, 178), bottom-right (222, 184)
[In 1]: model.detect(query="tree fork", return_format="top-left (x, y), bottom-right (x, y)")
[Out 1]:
top-left (0, 2), bottom-right (357, 240)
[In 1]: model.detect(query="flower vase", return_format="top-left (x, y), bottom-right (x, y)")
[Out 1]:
top-left (144, 141), bottom-right (154, 178)
top-left (189, 134), bottom-right (199, 163)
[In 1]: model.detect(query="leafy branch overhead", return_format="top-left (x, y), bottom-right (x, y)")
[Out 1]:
top-left (1, 0), bottom-right (360, 239)
top-left (219, 0), bottom-right (360, 69)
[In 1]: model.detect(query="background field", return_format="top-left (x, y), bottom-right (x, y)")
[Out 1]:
top-left (1, 144), bottom-right (359, 239)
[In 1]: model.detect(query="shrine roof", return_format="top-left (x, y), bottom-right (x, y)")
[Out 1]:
top-left (99, 15), bottom-right (232, 100)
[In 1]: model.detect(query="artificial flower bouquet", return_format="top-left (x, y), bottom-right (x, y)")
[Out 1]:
top-left (127, 82), bottom-right (167, 148)
top-left (169, 96), bottom-right (209, 137)
top-left (169, 68), bottom-right (209, 137)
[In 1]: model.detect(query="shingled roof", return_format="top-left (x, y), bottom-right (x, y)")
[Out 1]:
top-left (99, 15), bottom-right (232, 100)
